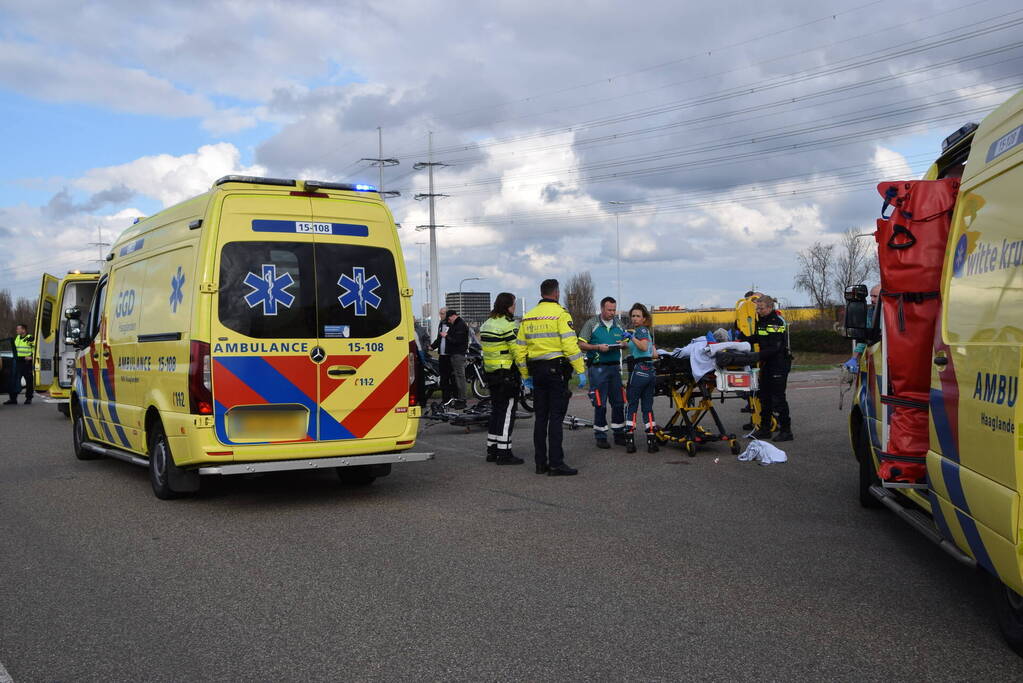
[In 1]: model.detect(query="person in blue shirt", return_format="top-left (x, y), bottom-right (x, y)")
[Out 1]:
top-left (623, 303), bottom-right (658, 453)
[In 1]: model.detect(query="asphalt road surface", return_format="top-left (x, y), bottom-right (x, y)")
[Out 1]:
top-left (1, 373), bottom-right (1020, 681)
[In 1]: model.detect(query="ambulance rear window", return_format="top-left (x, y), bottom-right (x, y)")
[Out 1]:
top-left (317, 244), bottom-right (400, 339)
top-left (217, 241), bottom-right (401, 340)
top-left (218, 242), bottom-right (317, 339)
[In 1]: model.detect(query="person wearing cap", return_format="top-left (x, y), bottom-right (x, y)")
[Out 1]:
top-left (747, 296), bottom-right (792, 442)
top-left (516, 278), bottom-right (587, 476)
top-left (6, 323), bottom-right (35, 405)
top-left (431, 308), bottom-right (470, 409)
top-left (577, 296), bottom-right (628, 449)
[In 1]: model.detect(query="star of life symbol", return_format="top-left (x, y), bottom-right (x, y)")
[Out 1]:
top-left (243, 264), bottom-right (295, 316)
top-left (169, 266), bottom-right (185, 313)
top-left (337, 267), bottom-right (382, 316)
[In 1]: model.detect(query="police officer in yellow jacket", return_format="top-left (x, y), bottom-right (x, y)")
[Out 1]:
top-left (7, 323), bottom-right (35, 405)
top-left (516, 279), bottom-right (587, 476)
top-left (479, 292), bottom-right (526, 465)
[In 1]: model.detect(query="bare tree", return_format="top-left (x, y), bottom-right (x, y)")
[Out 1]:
top-left (13, 297), bottom-right (36, 331)
top-left (834, 228), bottom-right (879, 301)
top-left (0, 289), bottom-right (13, 336)
top-left (793, 241), bottom-right (836, 313)
top-left (563, 271), bottom-right (595, 329)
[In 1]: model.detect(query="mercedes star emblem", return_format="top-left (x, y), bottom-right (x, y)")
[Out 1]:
top-left (310, 346), bottom-right (326, 363)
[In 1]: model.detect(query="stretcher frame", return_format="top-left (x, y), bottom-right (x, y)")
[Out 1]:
top-left (653, 357), bottom-right (744, 457)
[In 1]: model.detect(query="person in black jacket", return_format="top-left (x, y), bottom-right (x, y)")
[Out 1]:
top-left (432, 309), bottom-right (470, 408)
top-left (748, 296), bottom-right (793, 442)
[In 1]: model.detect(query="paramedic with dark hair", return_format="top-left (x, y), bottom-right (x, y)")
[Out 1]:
top-left (750, 296), bottom-right (793, 442)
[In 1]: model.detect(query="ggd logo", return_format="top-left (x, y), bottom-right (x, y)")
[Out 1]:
top-left (115, 289), bottom-right (136, 318)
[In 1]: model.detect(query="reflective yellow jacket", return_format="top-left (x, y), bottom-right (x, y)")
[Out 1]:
top-left (479, 315), bottom-right (522, 372)
top-left (515, 299), bottom-right (586, 379)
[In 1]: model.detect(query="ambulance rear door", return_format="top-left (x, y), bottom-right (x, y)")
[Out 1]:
top-left (311, 197), bottom-right (411, 442)
top-left (34, 273), bottom-right (59, 390)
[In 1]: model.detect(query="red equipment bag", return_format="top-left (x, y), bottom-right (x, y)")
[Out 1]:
top-left (873, 178), bottom-right (959, 483)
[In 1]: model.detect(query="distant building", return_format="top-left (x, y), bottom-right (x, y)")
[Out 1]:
top-left (445, 291), bottom-right (490, 327)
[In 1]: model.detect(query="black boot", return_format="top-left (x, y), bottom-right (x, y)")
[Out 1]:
top-left (486, 445), bottom-right (498, 462)
top-left (495, 451), bottom-right (524, 465)
top-left (773, 429), bottom-right (794, 442)
top-left (750, 427), bottom-right (773, 440)
top-left (625, 435), bottom-right (636, 453)
top-left (613, 432), bottom-right (627, 446)
top-left (647, 434), bottom-right (659, 453)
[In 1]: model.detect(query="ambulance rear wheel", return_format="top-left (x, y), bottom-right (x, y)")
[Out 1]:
top-left (72, 402), bottom-right (97, 461)
top-left (148, 423), bottom-right (200, 500)
top-left (337, 463), bottom-right (390, 487)
top-left (990, 575), bottom-right (1023, 656)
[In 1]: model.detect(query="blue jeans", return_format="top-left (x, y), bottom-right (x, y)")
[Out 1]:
top-left (626, 360), bottom-right (656, 438)
top-left (588, 364), bottom-right (625, 442)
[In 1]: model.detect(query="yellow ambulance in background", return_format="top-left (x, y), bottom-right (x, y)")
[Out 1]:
top-left (34, 270), bottom-right (100, 416)
top-left (847, 89), bottom-right (1023, 654)
top-left (70, 175), bottom-right (431, 499)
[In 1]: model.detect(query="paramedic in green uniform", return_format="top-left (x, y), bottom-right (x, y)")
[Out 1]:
top-left (578, 297), bottom-right (627, 449)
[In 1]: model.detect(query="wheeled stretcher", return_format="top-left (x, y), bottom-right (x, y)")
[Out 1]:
top-left (653, 354), bottom-right (754, 456)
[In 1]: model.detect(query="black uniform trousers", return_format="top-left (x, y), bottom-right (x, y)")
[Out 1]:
top-left (486, 369), bottom-right (519, 452)
top-left (10, 356), bottom-right (33, 402)
top-left (758, 359), bottom-right (790, 431)
top-left (438, 355), bottom-right (454, 402)
top-left (530, 360), bottom-right (572, 469)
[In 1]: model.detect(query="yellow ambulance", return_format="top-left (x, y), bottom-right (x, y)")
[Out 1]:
top-left (70, 175), bottom-right (431, 499)
top-left (34, 270), bottom-right (100, 416)
top-left (847, 89), bottom-right (1023, 653)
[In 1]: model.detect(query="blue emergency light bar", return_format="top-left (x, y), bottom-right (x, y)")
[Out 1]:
top-left (213, 175), bottom-right (377, 193)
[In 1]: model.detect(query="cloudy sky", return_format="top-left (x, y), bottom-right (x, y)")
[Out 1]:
top-left (1, 0), bottom-right (1020, 313)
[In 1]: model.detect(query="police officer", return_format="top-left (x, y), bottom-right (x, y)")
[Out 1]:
top-left (516, 279), bottom-right (587, 476)
top-left (479, 292), bottom-right (525, 465)
top-left (749, 296), bottom-right (792, 442)
top-left (7, 323), bottom-right (35, 405)
top-left (578, 296), bottom-right (627, 448)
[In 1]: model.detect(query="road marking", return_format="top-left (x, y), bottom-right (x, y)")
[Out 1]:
top-left (0, 659), bottom-right (14, 683)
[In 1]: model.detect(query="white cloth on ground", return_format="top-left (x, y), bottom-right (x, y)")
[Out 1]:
top-left (738, 439), bottom-right (788, 465)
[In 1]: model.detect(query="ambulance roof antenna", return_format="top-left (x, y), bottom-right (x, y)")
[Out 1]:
top-left (88, 223), bottom-right (110, 264)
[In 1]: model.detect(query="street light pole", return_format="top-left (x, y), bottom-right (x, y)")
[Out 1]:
top-left (458, 277), bottom-right (483, 317)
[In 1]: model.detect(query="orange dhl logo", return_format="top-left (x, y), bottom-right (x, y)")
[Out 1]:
top-left (725, 373), bottom-right (751, 388)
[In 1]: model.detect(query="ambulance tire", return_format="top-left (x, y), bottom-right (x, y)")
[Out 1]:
top-left (336, 463), bottom-right (391, 487)
top-left (72, 401), bottom-right (98, 460)
top-left (851, 411), bottom-right (882, 509)
top-left (990, 575), bottom-right (1023, 656)
top-left (148, 423), bottom-right (199, 500)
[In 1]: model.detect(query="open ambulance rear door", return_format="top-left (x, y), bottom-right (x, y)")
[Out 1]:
top-left (34, 273), bottom-right (59, 390)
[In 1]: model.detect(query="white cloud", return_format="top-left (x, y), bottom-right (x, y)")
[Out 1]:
top-left (0, 40), bottom-right (212, 117)
top-left (75, 143), bottom-right (266, 207)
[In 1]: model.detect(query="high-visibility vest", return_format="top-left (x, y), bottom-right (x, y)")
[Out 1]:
top-left (515, 299), bottom-right (586, 379)
top-left (479, 315), bottom-right (520, 372)
top-left (14, 334), bottom-right (34, 358)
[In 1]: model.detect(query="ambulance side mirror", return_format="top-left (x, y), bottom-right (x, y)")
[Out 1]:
top-left (843, 285), bottom-right (869, 341)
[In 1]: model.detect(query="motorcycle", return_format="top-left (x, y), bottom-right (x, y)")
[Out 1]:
top-left (422, 350), bottom-right (533, 412)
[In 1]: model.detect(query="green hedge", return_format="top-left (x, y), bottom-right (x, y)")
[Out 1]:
top-left (650, 326), bottom-right (848, 354)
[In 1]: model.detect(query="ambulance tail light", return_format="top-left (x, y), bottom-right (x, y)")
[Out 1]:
top-left (408, 341), bottom-right (420, 407)
top-left (189, 340), bottom-right (213, 415)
